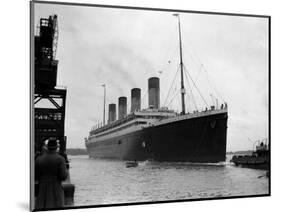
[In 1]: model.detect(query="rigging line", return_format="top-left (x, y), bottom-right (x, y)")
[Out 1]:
top-left (170, 87), bottom-right (179, 106)
top-left (166, 89), bottom-right (180, 108)
top-left (183, 64), bottom-right (209, 107)
top-left (185, 88), bottom-right (192, 112)
top-left (164, 68), bottom-right (179, 107)
top-left (210, 94), bottom-right (216, 106)
top-left (184, 71), bottom-right (198, 111)
top-left (179, 46), bottom-right (198, 110)
top-left (182, 46), bottom-right (212, 102)
top-left (185, 91), bottom-right (190, 112)
top-left (182, 35), bottom-right (206, 68)
top-left (163, 65), bottom-right (180, 106)
top-left (179, 43), bottom-right (198, 111)
top-left (181, 43), bottom-right (203, 80)
top-left (165, 86), bottom-right (178, 108)
top-left (194, 64), bottom-right (204, 82)
top-left (183, 38), bottom-right (225, 103)
top-left (181, 38), bottom-right (225, 103)
top-left (183, 56), bottom-right (212, 105)
top-left (141, 87), bottom-right (148, 106)
top-left (202, 65), bottom-right (226, 102)
top-left (183, 68), bottom-right (195, 109)
top-left (186, 74), bottom-right (198, 110)
top-left (183, 66), bottom-right (193, 109)
top-left (181, 43), bottom-right (206, 106)
top-left (181, 39), bottom-right (207, 80)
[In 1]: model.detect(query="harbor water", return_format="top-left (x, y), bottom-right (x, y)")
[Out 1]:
top-left (69, 155), bottom-right (269, 207)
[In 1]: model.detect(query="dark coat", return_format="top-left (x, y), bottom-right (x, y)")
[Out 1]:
top-left (35, 151), bottom-right (68, 209)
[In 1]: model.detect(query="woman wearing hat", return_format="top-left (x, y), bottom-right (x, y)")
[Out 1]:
top-left (35, 138), bottom-right (68, 209)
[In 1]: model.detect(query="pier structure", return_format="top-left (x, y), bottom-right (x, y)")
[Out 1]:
top-left (34, 14), bottom-right (74, 206)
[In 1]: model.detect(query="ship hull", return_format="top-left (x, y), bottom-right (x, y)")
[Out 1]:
top-left (86, 112), bottom-right (228, 162)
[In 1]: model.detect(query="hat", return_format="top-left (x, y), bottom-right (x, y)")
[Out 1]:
top-left (47, 138), bottom-right (58, 150)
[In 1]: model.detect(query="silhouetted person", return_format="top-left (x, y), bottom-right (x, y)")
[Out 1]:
top-left (35, 138), bottom-right (68, 209)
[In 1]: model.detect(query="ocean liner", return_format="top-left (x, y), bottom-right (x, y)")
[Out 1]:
top-left (85, 14), bottom-right (228, 162)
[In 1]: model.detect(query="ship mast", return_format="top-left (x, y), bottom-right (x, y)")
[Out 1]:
top-left (173, 13), bottom-right (186, 115)
top-left (102, 84), bottom-right (106, 126)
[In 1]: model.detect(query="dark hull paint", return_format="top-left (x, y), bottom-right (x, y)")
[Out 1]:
top-left (86, 112), bottom-right (228, 162)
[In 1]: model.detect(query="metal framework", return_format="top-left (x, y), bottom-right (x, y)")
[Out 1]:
top-left (34, 15), bottom-right (66, 154)
top-left (33, 14), bottom-right (74, 207)
top-left (34, 88), bottom-right (67, 153)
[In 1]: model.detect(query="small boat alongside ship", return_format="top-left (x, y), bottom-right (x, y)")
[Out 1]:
top-left (85, 14), bottom-right (228, 163)
top-left (126, 161), bottom-right (139, 168)
top-left (230, 139), bottom-right (269, 170)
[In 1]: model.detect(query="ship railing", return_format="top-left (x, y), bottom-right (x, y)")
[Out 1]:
top-left (93, 118), bottom-right (145, 137)
top-left (140, 108), bottom-right (175, 113)
top-left (90, 104), bottom-right (227, 134)
top-left (179, 103), bottom-right (227, 116)
top-left (152, 107), bottom-right (227, 127)
top-left (91, 113), bottom-right (137, 134)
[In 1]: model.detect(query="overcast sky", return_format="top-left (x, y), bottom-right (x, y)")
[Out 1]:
top-left (34, 3), bottom-right (269, 151)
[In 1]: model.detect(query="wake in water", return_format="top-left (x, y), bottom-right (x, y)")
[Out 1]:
top-left (69, 156), bottom-right (269, 206)
top-left (137, 160), bottom-right (230, 167)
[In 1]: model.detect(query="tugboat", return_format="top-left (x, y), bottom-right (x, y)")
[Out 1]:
top-left (230, 139), bottom-right (269, 170)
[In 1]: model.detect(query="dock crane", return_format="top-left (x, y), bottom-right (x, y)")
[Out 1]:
top-left (34, 14), bottom-right (74, 206)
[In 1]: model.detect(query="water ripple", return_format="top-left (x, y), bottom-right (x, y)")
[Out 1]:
top-left (69, 155), bottom-right (269, 206)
